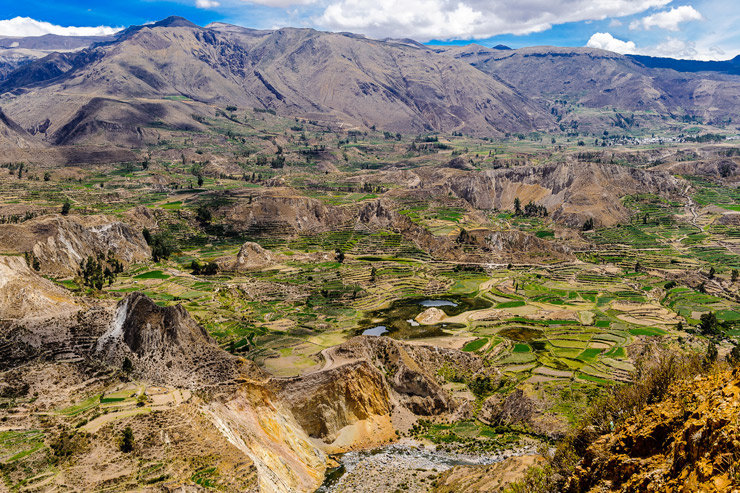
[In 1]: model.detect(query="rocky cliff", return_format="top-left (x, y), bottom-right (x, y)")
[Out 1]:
top-left (568, 368), bottom-right (740, 492)
top-left (0, 214), bottom-right (150, 276)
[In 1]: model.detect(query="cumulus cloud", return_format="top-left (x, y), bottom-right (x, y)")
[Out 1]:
top-left (586, 32), bottom-right (729, 61)
top-left (0, 16), bottom-right (121, 37)
top-left (309, 0), bottom-right (671, 41)
top-left (196, 0), bottom-right (222, 7)
top-left (629, 5), bottom-right (703, 31)
top-left (586, 32), bottom-right (637, 54)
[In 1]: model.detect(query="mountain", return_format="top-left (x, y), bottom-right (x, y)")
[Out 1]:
top-left (0, 17), bottom-right (553, 145)
top-left (628, 53), bottom-right (740, 75)
top-left (436, 45), bottom-right (740, 128)
top-left (0, 33), bottom-right (112, 78)
top-left (3, 17), bottom-right (740, 147)
top-left (0, 106), bottom-right (32, 148)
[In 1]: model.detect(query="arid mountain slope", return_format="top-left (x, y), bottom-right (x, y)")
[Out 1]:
top-left (0, 33), bottom-right (112, 78)
top-left (0, 17), bottom-right (552, 143)
top-left (0, 107), bottom-right (33, 148)
top-left (438, 45), bottom-right (740, 126)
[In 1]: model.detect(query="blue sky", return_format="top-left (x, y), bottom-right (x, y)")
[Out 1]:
top-left (0, 0), bottom-right (737, 60)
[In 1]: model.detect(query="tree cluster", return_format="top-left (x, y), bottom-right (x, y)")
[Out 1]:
top-left (79, 252), bottom-right (123, 290)
top-left (513, 197), bottom-right (548, 218)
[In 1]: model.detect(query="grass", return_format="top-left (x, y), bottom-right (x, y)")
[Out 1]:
top-left (57, 394), bottom-right (102, 416)
top-left (629, 327), bottom-right (667, 336)
top-left (496, 300), bottom-right (526, 309)
top-left (462, 338), bottom-right (488, 352)
top-left (577, 348), bottom-right (603, 361)
top-left (513, 343), bottom-right (531, 353)
top-left (133, 270), bottom-right (170, 280)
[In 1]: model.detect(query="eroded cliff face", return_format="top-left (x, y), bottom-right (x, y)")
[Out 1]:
top-left (569, 368), bottom-right (740, 492)
top-left (0, 214), bottom-right (150, 276)
top-left (273, 359), bottom-right (399, 453)
top-left (0, 255), bottom-right (108, 370)
top-left (95, 292), bottom-right (266, 388)
top-left (220, 191), bottom-right (349, 235)
top-left (270, 335), bottom-right (497, 455)
top-left (0, 255), bottom-right (79, 321)
top-left (411, 162), bottom-right (684, 227)
top-left (207, 384), bottom-right (327, 493)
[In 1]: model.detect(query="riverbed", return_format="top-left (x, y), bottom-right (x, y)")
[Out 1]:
top-left (317, 439), bottom-right (536, 493)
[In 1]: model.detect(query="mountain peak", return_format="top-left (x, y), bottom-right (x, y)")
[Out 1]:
top-left (152, 16), bottom-right (199, 28)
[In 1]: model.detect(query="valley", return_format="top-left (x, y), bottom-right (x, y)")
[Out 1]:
top-left (1, 15), bottom-right (740, 493)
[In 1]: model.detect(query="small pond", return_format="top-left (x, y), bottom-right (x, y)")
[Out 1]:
top-left (362, 325), bottom-right (389, 336)
top-left (356, 296), bottom-right (491, 339)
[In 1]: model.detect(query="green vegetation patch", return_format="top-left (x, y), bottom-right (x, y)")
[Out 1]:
top-left (629, 327), bottom-right (667, 336)
top-left (133, 270), bottom-right (171, 280)
top-left (462, 338), bottom-right (488, 352)
top-left (496, 300), bottom-right (526, 309)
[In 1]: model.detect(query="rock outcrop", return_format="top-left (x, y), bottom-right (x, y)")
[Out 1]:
top-left (434, 454), bottom-right (547, 493)
top-left (95, 292), bottom-right (265, 388)
top-left (479, 388), bottom-right (569, 439)
top-left (568, 369), bottom-right (740, 492)
top-left (0, 214), bottom-right (150, 276)
top-left (207, 384), bottom-right (327, 493)
top-left (220, 241), bottom-right (278, 272)
top-left (0, 255), bottom-right (78, 322)
top-left (429, 162), bottom-right (684, 227)
top-left (270, 361), bottom-right (393, 452)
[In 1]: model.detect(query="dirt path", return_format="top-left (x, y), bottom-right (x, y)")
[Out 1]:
top-left (683, 185), bottom-right (701, 230)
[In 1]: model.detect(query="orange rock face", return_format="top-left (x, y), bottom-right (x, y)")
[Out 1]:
top-left (570, 368), bottom-right (740, 492)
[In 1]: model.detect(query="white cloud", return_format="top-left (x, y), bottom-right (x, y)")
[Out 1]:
top-left (309, 0), bottom-right (671, 41)
top-left (629, 5), bottom-right (703, 31)
top-left (197, 0), bottom-right (222, 7)
top-left (586, 32), bottom-right (637, 54)
top-left (243, 0), bottom-right (317, 7)
top-left (0, 16), bottom-right (121, 37)
top-left (649, 37), bottom-right (698, 57)
top-left (586, 32), bottom-right (730, 61)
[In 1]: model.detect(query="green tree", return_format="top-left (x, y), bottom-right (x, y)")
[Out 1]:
top-left (122, 357), bottom-right (133, 374)
top-left (119, 427), bottom-right (134, 453)
top-left (732, 269), bottom-right (739, 283)
top-left (196, 205), bottom-right (212, 225)
top-left (704, 341), bottom-right (718, 368)
top-left (513, 197), bottom-right (522, 215)
top-left (729, 344), bottom-right (740, 366)
top-left (708, 266), bottom-right (715, 279)
top-left (698, 312), bottom-right (719, 336)
top-left (43, 172), bottom-right (51, 181)
top-left (61, 200), bottom-right (71, 216)
top-left (150, 232), bottom-right (175, 262)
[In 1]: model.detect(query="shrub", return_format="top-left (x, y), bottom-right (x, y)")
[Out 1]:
top-left (120, 427), bottom-right (134, 453)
